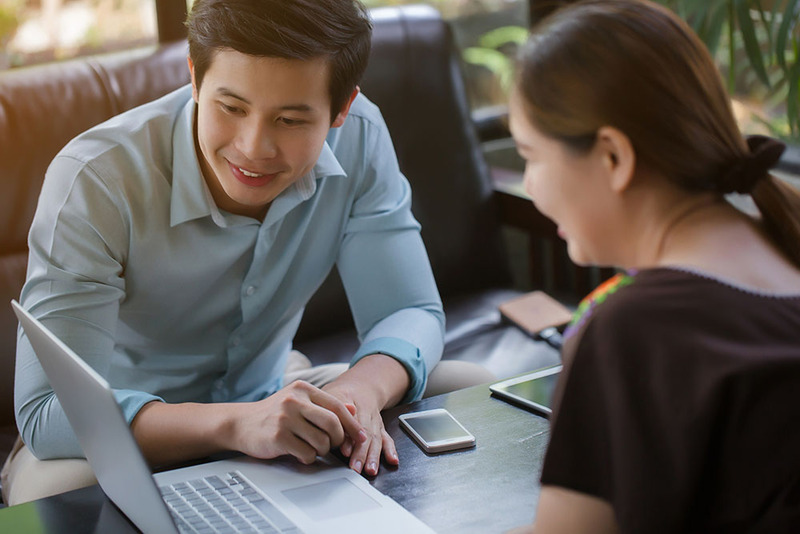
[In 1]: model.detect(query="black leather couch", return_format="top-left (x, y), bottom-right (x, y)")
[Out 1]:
top-left (0, 5), bottom-right (558, 501)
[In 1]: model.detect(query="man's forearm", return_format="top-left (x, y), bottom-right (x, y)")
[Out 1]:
top-left (130, 401), bottom-right (233, 467)
top-left (130, 383), bottom-right (366, 469)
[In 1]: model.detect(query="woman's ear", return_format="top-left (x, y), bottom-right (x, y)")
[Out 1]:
top-left (596, 126), bottom-right (635, 194)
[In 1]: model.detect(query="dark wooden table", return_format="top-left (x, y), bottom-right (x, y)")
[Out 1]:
top-left (0, 382), bottom-right (550, 533)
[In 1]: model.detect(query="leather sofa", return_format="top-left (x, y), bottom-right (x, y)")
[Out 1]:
top-left (0, 5), bottom-right (558, 499)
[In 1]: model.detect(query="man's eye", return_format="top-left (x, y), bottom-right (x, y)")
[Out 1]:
top-left (220, 103), bottom-right (242, 115)
top-left (279, 117), bottom-right (304, 126)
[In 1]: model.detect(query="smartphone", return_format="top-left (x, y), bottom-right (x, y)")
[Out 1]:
top-left (489, 364), bottom-right (562, 417)
top-left (398, 408), bottom-right (476, 454)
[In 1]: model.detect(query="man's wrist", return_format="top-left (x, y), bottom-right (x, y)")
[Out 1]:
top-left (350, 337), bottom-right (427, 403)
top-left (328, 353), bottom-right (410, 410)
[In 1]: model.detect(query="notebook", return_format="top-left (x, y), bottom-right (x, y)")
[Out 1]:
top-left (12, 300), bottom-right (435, 534)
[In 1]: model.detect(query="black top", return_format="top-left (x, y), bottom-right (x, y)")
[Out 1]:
top-left (541, 268), bottom-right (800, 533)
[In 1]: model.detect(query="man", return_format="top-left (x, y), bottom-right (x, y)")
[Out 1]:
top-left (4, 0), bottom-right (491, 505)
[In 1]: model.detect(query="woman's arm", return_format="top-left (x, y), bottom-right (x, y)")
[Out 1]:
top-left (507, 485), bottom-right (618, 534)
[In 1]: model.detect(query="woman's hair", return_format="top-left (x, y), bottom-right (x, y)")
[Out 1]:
top-left (186, 0), bottom-right (372, 123)
top-left (515, 0), bottom-right (800, 267)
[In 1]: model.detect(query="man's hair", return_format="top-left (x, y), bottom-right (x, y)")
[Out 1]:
top-left (186, 0), bottom-right (372, 122)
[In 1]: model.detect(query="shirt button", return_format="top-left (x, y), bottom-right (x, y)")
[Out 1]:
top-left (214, 379), bottom-right (224, 390)
top-left (231, 337), bottom-right (241, 347)
top-left (245, 286), bottom-right (256, 297)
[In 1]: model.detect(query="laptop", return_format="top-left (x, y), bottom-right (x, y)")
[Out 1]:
top-left (12, 300), bottom-right (435, 534)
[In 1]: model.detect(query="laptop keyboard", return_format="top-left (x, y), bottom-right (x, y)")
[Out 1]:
top-left (160, 470), bottom-right (303, 534)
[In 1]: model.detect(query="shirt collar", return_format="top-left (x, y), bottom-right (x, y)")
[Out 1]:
top-left (170, 93), bottom-right (215, 227)
top-left (170, 91), bottom-right (347, 227)
top-left (261, 143), bottom-right (345, 228)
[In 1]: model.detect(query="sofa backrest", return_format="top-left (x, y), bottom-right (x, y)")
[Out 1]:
top-left (0, 5), bottom-right (510, 428)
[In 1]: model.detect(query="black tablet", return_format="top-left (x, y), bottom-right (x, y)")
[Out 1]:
top-left (489, 365), bottom-right (562, 417)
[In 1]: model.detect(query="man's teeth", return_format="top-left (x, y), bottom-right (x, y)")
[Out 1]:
top-left (238, 167), bottom-right (263, 178)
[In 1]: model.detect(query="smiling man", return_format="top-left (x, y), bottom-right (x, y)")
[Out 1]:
top-left (4, 0), bottom-right (491, 506)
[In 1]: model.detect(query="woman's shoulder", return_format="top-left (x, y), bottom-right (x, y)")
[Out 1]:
top-left (564, 268), bottom-right (713, 339)
top-left (564, 267), bottom-right (800, 364)
top-left (576, 266), bottom-right (800, 318)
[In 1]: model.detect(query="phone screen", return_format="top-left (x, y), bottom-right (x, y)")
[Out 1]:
top-left (403, 411), bottom-right (470, 442)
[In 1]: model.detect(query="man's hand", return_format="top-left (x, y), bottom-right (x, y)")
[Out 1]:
top-left (132, 380), bottom-right (366, 468)
top-left (322, 353), bottom-right (411, 476)
top-left (230, 380), bottom-right (367, 464)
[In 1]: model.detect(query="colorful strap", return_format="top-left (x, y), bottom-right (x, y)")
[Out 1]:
top-left (564, 271), bottom-right (635, 339)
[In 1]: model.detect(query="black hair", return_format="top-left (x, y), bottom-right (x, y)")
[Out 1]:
top-left (186, 0), bottom-right (372, 122)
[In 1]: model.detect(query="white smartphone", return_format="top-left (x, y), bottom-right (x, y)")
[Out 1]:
top-left (398, 408), bottom-right (476, 454)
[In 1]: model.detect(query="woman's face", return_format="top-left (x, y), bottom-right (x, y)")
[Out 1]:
top-left (508, 91), bottom-right (616, 267)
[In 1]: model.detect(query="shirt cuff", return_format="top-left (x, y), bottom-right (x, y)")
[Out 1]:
top-left (350, 337), bottom-right (427, 403)
top-left (114, 388), bottom-right (165, 424)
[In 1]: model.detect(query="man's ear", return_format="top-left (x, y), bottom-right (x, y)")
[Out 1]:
top-left (331, 87), bottom-right (360, 128)
top-left (596, 126), bottom-right (635, 194)
top-left (188, 57), bottom-right (199, 103)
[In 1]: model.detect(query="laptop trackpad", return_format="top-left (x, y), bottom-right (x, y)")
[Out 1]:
top-left (283, 477), bottom-right (381, 521)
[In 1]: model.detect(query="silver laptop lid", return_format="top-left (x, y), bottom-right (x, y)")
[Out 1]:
top-left (11, 300), bottom-right (178, 534)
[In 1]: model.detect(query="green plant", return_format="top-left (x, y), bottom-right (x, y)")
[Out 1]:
top-left (462, 25), bottom-right (528, 92)
top-left (656, 0), bottom-right (800, 142)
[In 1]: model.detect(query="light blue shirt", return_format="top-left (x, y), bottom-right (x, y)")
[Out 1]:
top-left (16, 86), bottom-right (444, 459)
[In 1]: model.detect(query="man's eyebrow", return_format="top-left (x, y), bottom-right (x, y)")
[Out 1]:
top-left (278, 104), bottom-right (314, 113)
top-left (215, 88), bottom-right (315, 113)
top-left (216, 87), bottom-right (250, 105)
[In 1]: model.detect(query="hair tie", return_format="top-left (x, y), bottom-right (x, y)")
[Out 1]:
top-left (720, 135), bottom-right (785, 194)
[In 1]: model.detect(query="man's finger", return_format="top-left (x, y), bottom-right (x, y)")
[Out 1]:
top-left (282, 432), bottom-right (318, 465)
top-left (363, 436), bottom-right (382, 476)
top-left (292, 419), bottom-right (333, 457)
top-left (308, 388), bottom-right (366, 444)
top-left (341, 436), bottom-right (354, 458)
top-left (347, 433), bottom-right (370, 474)
top-left (302, 404), bottom-right (345, 447)
top-left (382, 429), bottom-right (399, 466)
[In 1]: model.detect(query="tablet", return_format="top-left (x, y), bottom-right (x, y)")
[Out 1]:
top-left (489, 364), bottom-right (562, 417)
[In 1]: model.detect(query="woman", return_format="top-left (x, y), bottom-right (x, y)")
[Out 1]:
top-left (507, 0), bottom-right (800, 532)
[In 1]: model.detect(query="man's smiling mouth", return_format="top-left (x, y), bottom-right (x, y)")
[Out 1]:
top-left (238, 167), bottom-right (263, 178)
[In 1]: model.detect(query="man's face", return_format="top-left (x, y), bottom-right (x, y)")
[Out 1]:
top-left (190, 49), bottom-right (352, 219)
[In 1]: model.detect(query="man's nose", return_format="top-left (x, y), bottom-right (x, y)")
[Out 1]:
top-left (238, 119), bottom-right (278, 160)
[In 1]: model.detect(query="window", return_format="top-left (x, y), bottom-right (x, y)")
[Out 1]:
top-left (363, 0), bottom-right (528, 112)
top-left (0, 0), bottom-right (157, 70)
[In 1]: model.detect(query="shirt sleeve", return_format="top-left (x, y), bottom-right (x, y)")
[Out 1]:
top-left (335, 110), bottom-right (445, 403)
top-left (16, 155), bottom-right (162, 460)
